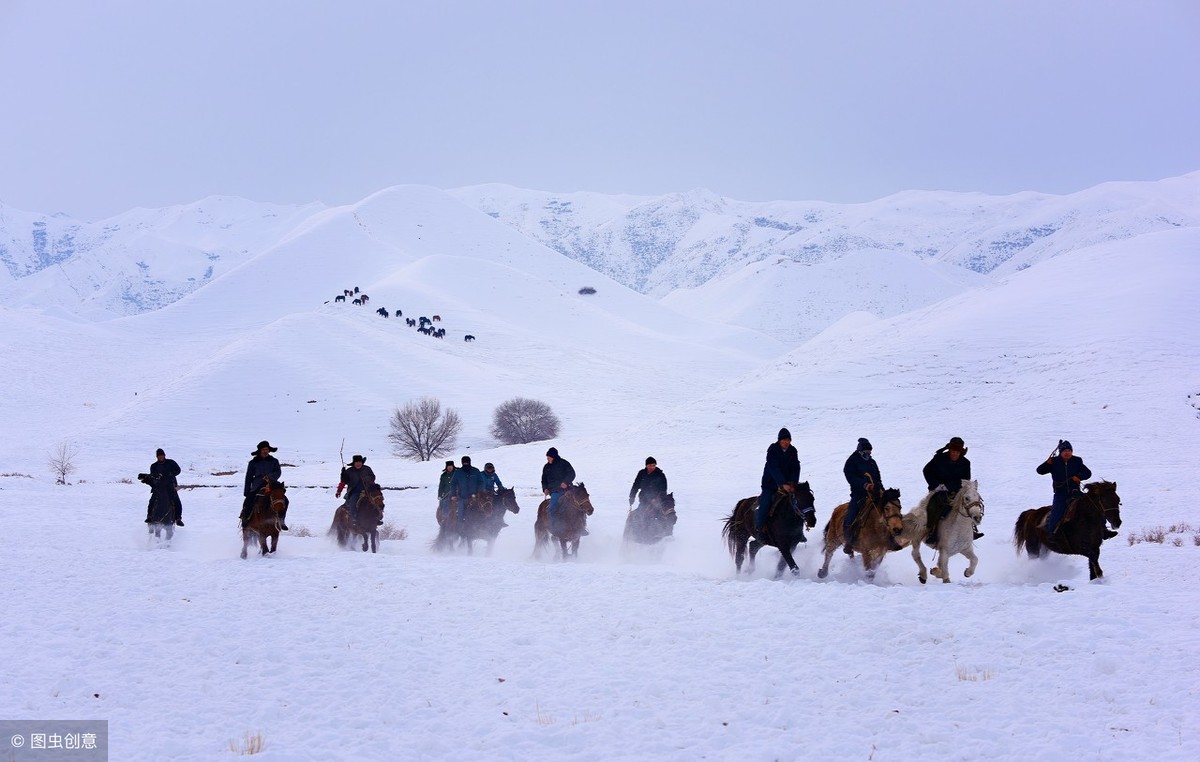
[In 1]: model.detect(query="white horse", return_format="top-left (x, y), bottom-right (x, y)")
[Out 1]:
top-left (901, 480), bottom-right (984, 584)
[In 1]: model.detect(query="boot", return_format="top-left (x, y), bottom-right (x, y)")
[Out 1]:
top-left (842, 529), bottom-right (855, 555)
top-left (926, 529), bottom-right (939, 546)
top-left (1102, 529), bottom-right (1118, 540)
top-left (175, 518), bottom-right (185, 527)
top-left (973, 529), bottom-right (984, 540)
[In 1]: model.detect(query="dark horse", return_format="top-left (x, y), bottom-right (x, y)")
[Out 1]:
top-left (533, 483), bottom-right (595, 560)
top-left (624, 492), bottom-right (678, 547)
top-left (817, 487), bottom-right (906, 581)
top-left (329, 482), bottom-right (386, 553)
top-left (1014, 480), bottom-right (1122, 580)
top-left (138, 472), bottom-right (180, 543)
top-left (241, 479), bottom-right (287, 559)
top-left (461, 487), bottom-right (522, 555)
top-left (722, 483), bottom-right (817, 578)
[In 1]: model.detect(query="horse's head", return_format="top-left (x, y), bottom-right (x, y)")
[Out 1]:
top-left (267, 480), bottom-right (287, 512)
top-left (958, 480), bottom-right (985, 523)
top-left (497, 487), bottom-right (520, 514)
top-left (880, 487), bottom-right (905, 549)
top-left (1086, 481), bottom-right (1122, 529)
top-left (365, 483), bottom-right (385, 509)
top-left (569, 483), bottom-right (595, 515)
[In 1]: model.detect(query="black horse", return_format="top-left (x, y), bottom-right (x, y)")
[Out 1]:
top-left (723, 483), bottom-right (817, 578)
top-left (623, 493), bottom-right (677, 546)
top-left (138, 472), bottom-right (180, 542)
top-left (1014, 481), bottom-right (1122, 580)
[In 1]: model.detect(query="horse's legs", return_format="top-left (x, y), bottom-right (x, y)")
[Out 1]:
top-left (361, 532), bottom-right (368, 552)
top-left (747, 538), bottom-right (762, 574)
top-left (911, 540), bottom-right (928, 584)
top-left (1088, 552), bottom-right (1103, 580)
top-left (962, 544), bottom-right (979, 578)
top-left (777, 542), bottom-right (801, 578)
top-left (934, 547), bottom-right (952, 583)
top-left (370, 530), bottom-right (378, 553)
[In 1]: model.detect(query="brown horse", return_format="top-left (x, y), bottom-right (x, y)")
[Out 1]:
top-left (459, 487), bottom-right (521, 555)
top-left (329, 483), bottom-right (386, 553)
top-left (722, 483), bottom-right (817, 578)
top-left (623, 492), bottom-right (678, 547)
top-left (533, 483), bottom-right (594, 560)
top-left (817, 487), bottom-right (905, 581)
top-left (241, 479), bottom-right (288, 559)
top-left (1014, 480), bottom-right (1122, 580)
top-left (139, 472), bottom-right (180, 543)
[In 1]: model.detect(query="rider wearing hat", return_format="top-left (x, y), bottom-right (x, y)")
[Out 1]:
top-left (922, 437), bottom-right (979, 544)
top-left (843, 437), bottom-right (882, 552)
top-left (1037, 440), bottom-right (1092, 534)
top-left (336, 454), bottom-right (379, 523)
top-left (241, 440), bottom-right (287, 530)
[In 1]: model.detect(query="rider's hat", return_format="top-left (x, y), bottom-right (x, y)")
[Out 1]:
top-left (253, 440), bottom-right (278, 454)
top-left (645, 456), bottom-right (657, 465)
top-left (351, 454), bottom-right (365, 463)
top-left (155, 448), bottom-right (165, 456)
top-left (945, 437), bottom-right (967, 454)
top-left (546, 447), bottom-right (559, 458)
top-left (461, 455), bottom-right (471, 464)
top-left (445, 460), bottom-right (455, 467)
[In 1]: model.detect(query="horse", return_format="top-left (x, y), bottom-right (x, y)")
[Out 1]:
top-left (432, 315), bottom-right (441, 322)
top-left (241, 479), bottom-right (287, 559)
top-left (139, 472), bottom-right (180, 543)
top-left (817, 487), bottom-right (906, 581)
top-left (334, 294), bottom-right (346, 303)
top-left (360, 294), bottom-right (370, 304)
top-left (1014, 481), bottom-right (1122, 580)
top-left (533, 483), bottom-right (595, 560)
top-left (902, 480), bottom-right (985, 584)
top-left (459, 487), bottom-right (521, 555)
top-left (328, 483), bottom-right (385, 553)
top-left (376, 307), bottom-right (389, 318)
top-left (624, 492), bottom-right (678, 548)
top-left (722, 483), bottom-right (817, 578)
top-left (352, 298), bottom-right (362, 306)
top-left (464, 334), bottom-right (475, 342)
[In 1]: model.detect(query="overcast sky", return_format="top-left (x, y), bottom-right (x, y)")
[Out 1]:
top-left (1, 0), bottom-right (1197, 220)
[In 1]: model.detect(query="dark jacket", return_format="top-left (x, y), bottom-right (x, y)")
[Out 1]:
top-left (149, 458), bottom-right (181, 489)
top-left (1036, 455), bottom-right (1092, 493)
top-left (844, 451), bottom-right (882, 496)
top-left (629, 467), bottom-right (668, 506)
top-left (340, 464), bottom-right (377, 493)
top-left (450, 465), bottom-right (484, 499)
top-left (541, 456), bottom-right (576, 493)
top-left (481, 471), bottom-right (505, 491)
top-left (244, 454), bottom-right (282, 496)
top-left (923, 452), bottom-right (971, 493)
top-left (438, 469), bottom-right (455, 499)
top-left (761, 441), bottom-right (801, 491)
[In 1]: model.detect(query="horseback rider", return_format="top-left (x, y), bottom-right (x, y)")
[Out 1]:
top-left (755, 428), bottom-right (800, 534)
top-left (240, 440), bottom-right (288, 531)
top-left (629, 456), bottom-right (668, 510)
top-left (922, 437), bottom-right (981, 544)
top-left (449, 455), bottom-right (484, 524)
top-left (437, 460), bottom-right (455, 523)
top-left (481, 462), bottom-right (505, 492)
top-left (1036, 439), bottom-right (1092, 534)
top-left (142, 447), bottom-right (184, 526)
top-left (336, 454), bottom-right (381, 524)
top-left (843, 437), bottom-right (882, 553)
top-left (542, 447), bottom-right (577, 534)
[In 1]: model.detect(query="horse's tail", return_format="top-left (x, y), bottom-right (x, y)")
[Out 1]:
top-left (721, 510), bottom-right (740, 560)
top-left (1013, 511), bottom-right (1041, 557)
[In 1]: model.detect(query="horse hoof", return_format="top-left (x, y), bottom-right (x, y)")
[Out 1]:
top-left (817, 568), bottom-right (828, 579)
top-left (790, 568), bottom-right (800, 577)
top-left (919, 575), bottom-right (926, 584)
top-left (942, 578), bottom-right (951, 584)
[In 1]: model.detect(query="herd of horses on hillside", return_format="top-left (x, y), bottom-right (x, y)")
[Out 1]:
top-left (324, 286), bottom-right (476, 341)
top-left (146, 469), bottom-right (1122, 582)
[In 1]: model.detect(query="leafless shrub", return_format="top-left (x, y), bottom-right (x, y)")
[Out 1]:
top-left (388, 397), bottom-right (462, 461)
top-left (1193, 533), bottom-right (1200, 547)
top-left (47, 441), bottom-right (79, 485)
top-left (211, 469), bottom-right (237, 476)
top-left (116, 477), bottom-right (133, 484)
top-left (1172, 537), bottom-right (1183, 547)
top-left (490, 397), bottom-right (561, 445)
top-left (1168, 522), bottom-right (1193, 534)
top-left (1, 472), bottom-right (33, 479)
top-left (379, 523), bottom-right (408, 541)
top-left (578, 286), bottom-right (597, 295)
top-left (955, 664), bottom-right (995, 682)
top-left (228, 730), bottom-right (266, 755)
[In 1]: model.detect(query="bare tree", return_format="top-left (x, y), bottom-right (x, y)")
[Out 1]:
top-left (388, 397), bottom-right (462, 461)
top-left (48, 441), bottom-right (80, 485)
top-left (490, 397), bottom-right (561, 445)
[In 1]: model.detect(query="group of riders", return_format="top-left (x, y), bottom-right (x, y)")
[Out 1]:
top-left (142, 432), bottom-right (1094, 545)
top-left (754, 428), bottom-right (1094, 552)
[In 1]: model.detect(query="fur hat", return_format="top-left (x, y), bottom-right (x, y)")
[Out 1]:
top-left (778, 428), bottom-right (792, 441)
top-left (445, 460), bottom-right (455, 468)
top-left (461, 455), bottom-right (472, 465)
top-left (351, 454), bottom-right (365, 463)
top-left (253, 440), bottom-right (278, 454)
top-left (546, 447), bottom-right (559, 458)
top-left (484, 462), bottom-right (495, 471)
top-left (1059, 440), bottom-right (1073, 452)
top-left (645, 456), bottom-right (657, 465)
top-left (155, 448), bottom-right (165, 457)
top-left (945, 437), bottom-right (967, 454)
top-left (857, 437), bottom-right (873, 452)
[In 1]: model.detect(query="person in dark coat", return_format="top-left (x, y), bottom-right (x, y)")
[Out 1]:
top-left (437, 460), bottom-right (455, 523)
top-left (843, 437), bottom-right (882, 551)
top-left (541, 447), bottom-right (577, 533)
top-left (921, 436), bottom-right (978, 544)
top-left (241, 440), bottom-right (287, 530)
top-left (481, 462), bottom-right (505, 492)
top-left (1036, 440), bottom-right (1093, 533)
top-left (755, 428), bottom-right (801, 532)
top-left (143, 447), bottom-right (184, 526)
top-left (450, 455), bottom-right (485, 523)
top-left (337, 454), bottom-right (379, 523)
top-left (629, 456), bottom-right (668, 509)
